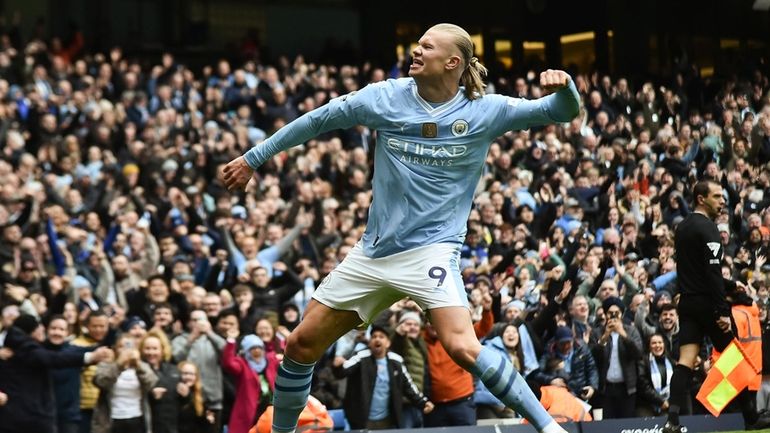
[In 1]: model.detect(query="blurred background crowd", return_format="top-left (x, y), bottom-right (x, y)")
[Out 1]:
top-left (0, 5), bottom-right (770, 433)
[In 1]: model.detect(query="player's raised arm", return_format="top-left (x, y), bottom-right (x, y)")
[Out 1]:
top-left (489, 69), bottom-right (580, 137)
top-left (222, 85), bottom-right (378, 190)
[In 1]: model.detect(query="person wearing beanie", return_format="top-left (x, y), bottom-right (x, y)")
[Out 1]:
top-left (398, 311), bottom-right (422, 327)
top-left (532, 326), bottom-right (598, 404)
top-left (122, 316), bottom-right (148, 340)
top-left (594, 296), bottom-right (642, 419)
top-left (122, 163), bottom-right (140, 177)
top-left (653, 290), bottom-right (673, 310)
top-left (0, 314), bottom-right (113, 433)
top-left (221, 329), bottom-right (278, 433)
top-left (390, 310), bottom-right (429, 428)
top-left (502, 299), bottom-right (527, 321)
top-left (11, 313), bottom-right (42, 338)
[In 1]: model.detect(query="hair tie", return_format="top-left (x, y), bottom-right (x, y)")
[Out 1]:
top-left (469, 57), bottom-right (478, 68)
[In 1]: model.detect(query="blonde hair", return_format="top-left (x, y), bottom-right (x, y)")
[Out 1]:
top-left (429, 23), bottom-right (488, 100)
top-left (178, 361), bottom-right (205, 416)
top-left (140, 329), bottom-right (173, 362)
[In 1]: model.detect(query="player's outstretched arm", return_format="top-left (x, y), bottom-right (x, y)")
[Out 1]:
top-left (222, 84), bottom-right (378, 191)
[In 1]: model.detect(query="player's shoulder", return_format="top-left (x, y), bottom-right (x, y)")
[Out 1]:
top-left (351, 77), bottom-right (411, 103)
top-left (472, 91), bottom-right (519, 109)
top-left (365, 77), bottom-right (412, 93)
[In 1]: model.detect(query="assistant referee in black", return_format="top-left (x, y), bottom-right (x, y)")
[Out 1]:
top-left (664, 180), bottom-right (769, 432)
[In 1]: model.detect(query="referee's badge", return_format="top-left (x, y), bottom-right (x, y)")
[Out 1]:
top-left (706, 242), bottom-right (721, 257)
top-left (451, 119), bottom-right (469, 136)
top-left (421, 122), bottom-right (438, 138)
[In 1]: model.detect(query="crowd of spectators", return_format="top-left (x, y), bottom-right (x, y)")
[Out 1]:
top-left (1, 13), bottom-right (770, 433)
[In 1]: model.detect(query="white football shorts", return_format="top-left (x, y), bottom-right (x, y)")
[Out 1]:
top-left (312, 242), bottom-right (468, 323)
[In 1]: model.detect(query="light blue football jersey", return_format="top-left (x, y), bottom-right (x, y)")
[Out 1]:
top-left (245, 77), bottom-right (580, 258)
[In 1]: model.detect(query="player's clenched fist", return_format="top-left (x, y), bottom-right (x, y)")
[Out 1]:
top-left (540, 69), bottom-right (571, 93)
top-left (222, 156), bottom-right (254, 191)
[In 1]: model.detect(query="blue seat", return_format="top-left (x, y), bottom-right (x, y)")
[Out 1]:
top-left (327, 409), bottom-right (350, 431)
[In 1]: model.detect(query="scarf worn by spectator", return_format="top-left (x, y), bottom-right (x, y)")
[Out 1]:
top-left (649, 353), bottom-right (672, 401)
top-left (241, 334), bottom-right (267, 373)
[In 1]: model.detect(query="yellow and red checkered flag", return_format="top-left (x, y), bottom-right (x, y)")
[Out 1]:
top-left (696, 339), bottom-right (760, 417)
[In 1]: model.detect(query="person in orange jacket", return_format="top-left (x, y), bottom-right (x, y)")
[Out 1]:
top-left (422, 290), bottom-right (494, 427)
top-left (252, 396), bottom-right (333, 433)
top-left (535, 384), bottom-right (593, 423)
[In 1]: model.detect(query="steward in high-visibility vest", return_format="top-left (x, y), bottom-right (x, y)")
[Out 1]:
top-left (252, 396), bottom-right (333, 433)
top-left (523, 384), bottom-right (592, 423)
top-left (727, 301), bottom-right (762, 391)
top-left (698, 292), bottom-right (763, 416)
top-left (710, 293), bottom-right (762, 390)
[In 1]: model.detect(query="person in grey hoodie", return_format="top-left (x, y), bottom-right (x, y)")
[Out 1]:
top-left (172, 309), bottom-right (226, 431)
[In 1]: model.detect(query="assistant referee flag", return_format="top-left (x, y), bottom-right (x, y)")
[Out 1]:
top-left (696, 339), bottom-right (760, 416)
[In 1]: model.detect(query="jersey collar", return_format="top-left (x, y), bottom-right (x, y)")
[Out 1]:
top-left (410, 82), bottom-right (464, 117)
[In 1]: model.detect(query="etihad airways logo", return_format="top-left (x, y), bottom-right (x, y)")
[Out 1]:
top-left (387, 138), bottom-right (468, 167)
top-left (386, 138), bottom-right (468, 157)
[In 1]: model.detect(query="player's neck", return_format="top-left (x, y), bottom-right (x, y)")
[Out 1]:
top-left (414, 77), bottom-right (459, 103)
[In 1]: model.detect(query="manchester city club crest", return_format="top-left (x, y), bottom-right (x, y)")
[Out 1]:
top-left (451, 119), bottom-right (469, 136)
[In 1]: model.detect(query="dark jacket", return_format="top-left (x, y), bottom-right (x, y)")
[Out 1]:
top-left (178, 394), bottom-right (209, 433)
top-left (150, 362), bottom-right (182, 433)
top-left (535, 340), bottom-right (599, 396)
top-left (0, 328), bottom-right (87, 433)
top-left (45, 341), bottom-right (91, 424)
top-left (334, 349), bottom-right (429, 429)
top-left (636, 353), bottom-right (674, 415)
top-left (250, 269), bottom-right (305, 312)
top-left (591, 323), bottom-right (643, 395)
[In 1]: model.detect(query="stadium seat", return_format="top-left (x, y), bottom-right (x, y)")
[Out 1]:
top-left (327, 409), bottom-right (350, 431)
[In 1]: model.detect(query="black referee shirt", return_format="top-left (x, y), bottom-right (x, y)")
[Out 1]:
top-left (674, 212), bottom-right (735, 317)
